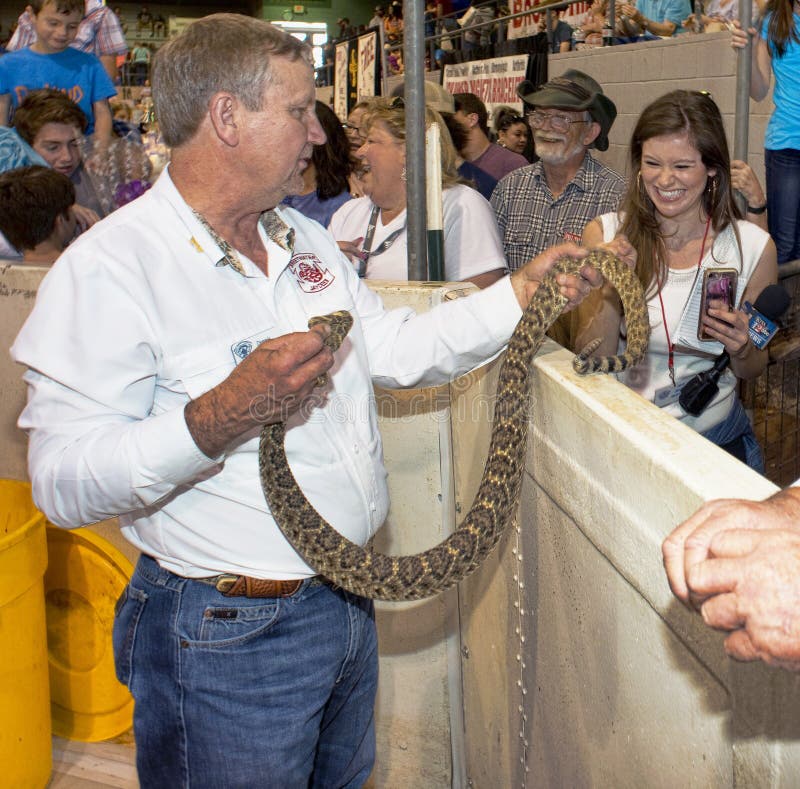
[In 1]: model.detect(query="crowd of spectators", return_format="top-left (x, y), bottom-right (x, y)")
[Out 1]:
top-left (339, 0), bottom-right (767, 70)
top-left (0, 1), bottom-right (161, 262)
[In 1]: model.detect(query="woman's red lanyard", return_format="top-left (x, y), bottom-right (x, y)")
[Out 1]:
top-left (655, 215), bottom-right (712, 387)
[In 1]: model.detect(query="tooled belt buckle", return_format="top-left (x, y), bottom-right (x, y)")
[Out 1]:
top-left (213, 574), bottom-right (240, 594)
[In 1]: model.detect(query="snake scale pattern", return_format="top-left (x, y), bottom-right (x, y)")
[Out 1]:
top-left (259, 249), bottom-right (649, 601)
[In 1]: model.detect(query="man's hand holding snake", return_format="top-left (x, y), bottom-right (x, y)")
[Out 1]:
top-left (184, 329), bottom-right (334, 459)
top-left (510, 243), bottom-right (601, 312)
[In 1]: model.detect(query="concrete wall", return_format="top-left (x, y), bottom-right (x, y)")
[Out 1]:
top-left (550, 32), bottom-right (772, 187)
top-left (455, 339), bottom-right (800, 787)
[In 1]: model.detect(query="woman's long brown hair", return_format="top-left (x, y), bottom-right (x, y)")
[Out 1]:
top-left (619, 90), bottom-right (743, 296)
top-left (765, 0), bottom-right (800, 57)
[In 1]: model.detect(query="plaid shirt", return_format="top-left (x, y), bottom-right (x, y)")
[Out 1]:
top-left (8, 1), bottom-right (128, 58)
top-left (490, 152), bottom-right (626, 271)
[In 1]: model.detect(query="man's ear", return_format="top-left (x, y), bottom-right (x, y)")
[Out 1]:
top-left (583, 120), bottom-right (601, 147)
top-left (208, 92), bottom-right (240, 146)
top-left (54, 207), bottom-right (76, 248)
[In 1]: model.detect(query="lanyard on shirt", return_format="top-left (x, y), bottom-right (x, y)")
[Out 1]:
top-left (358, 205), bottom-right (406, 277)
top-left (655, 215), bottom-right (711, 386)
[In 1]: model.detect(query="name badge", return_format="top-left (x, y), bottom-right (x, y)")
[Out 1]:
top-left (654, 377), bottom-right (692, 408)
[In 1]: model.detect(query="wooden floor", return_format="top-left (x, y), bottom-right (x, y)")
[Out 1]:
top-left (49, 733), bottom-right (138, 789)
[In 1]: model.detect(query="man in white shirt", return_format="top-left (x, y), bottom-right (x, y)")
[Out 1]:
top-left (663, 485), bottom-right (800, 671)
top-left (12, 14), bottom-right (600, 787)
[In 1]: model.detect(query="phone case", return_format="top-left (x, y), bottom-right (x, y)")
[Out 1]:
top-left (697, 268), bottom-right (738, 341)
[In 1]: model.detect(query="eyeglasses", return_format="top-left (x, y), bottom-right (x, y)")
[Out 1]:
top-left (525, 110), bottom-right (588, 133)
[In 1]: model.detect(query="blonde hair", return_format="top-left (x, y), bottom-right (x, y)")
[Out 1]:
top-left (360, 97), bottom-right (464, 189)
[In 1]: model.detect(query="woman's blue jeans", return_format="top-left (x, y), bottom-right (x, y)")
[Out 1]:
top-left (765, 148), bottom-right (800, 264)
top-left (114, 554), bottom-right (378, 788)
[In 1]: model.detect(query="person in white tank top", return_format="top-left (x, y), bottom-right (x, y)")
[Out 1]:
top-left (572, 90), bottom-right (777, 471)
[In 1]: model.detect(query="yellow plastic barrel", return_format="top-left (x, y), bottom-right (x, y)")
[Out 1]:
top-left (45, 525), bottom-right (134, 742)
top-left (0, 480), bottom-right (51, 789)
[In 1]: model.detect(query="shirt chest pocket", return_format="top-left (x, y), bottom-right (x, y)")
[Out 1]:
top-left (161, 344), bottom-right (239, 400)
top-left (505, 222), bottom-right (538, 246)
top-left (160, 325), bottom-right (277, 400)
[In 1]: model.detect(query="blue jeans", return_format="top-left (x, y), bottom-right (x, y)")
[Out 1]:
top-left (113, 554), bottom-right (378, 788)
top-left (765, 148), bottom-right (800, 264)
top-left (702, 395), bottom-right (764, 474)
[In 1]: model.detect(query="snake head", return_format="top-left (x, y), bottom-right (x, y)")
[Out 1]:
top-left (308, 311), bottom-right (354, 353)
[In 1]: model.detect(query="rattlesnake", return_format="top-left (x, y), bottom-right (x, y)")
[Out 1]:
top-left (259, 249), bottom-right (649, 601)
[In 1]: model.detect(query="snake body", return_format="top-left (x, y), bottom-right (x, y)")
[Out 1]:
top-left (259, 250), bottom-right (649, 601)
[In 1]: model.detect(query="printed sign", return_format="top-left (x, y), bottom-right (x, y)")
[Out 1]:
top-left (506, 0), bottom-right (591, 39)
top-left (443, 55), bottom-right (530, 121)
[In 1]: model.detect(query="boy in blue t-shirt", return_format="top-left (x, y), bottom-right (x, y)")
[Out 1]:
top-left (0, 0), bottom-right (115, 142)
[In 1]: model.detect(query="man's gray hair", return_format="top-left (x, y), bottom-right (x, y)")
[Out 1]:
top-left (152, 14), bottom-right (312, 148)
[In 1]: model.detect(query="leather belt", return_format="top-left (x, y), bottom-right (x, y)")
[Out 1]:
top-left (197, 574), bottom-right (311, 598)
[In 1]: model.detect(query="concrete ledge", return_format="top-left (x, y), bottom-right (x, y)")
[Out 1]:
top-left (461, 339), bottom-right (800, 787)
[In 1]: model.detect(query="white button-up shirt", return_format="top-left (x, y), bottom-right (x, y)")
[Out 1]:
top-left (12, 168), bottom-right (522, 579)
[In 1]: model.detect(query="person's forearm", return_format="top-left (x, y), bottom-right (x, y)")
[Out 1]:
top-left (100, 54), bottom-right (118, 81)
top-left (637, 14), bottom-right (676, 35)
top-left (745, 204), bottom-right (769, 231)
top-left (730, 341), bottom-right (768, 380)
top-left (184, 384), bottom-right (254, 460)
top-left (750, 36), bottom-right (772, 100)
top-left (572, 286), bottom-right (622, 356)
top-left (93, 103), bottom-right (113, 145)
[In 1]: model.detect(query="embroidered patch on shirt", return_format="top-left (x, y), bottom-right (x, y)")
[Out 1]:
top-left (230, 328), bottom-right (273, 365)
top-left (288, 253), bottom-right (335, 293)
top-left (562, 230), bottom-right (582, 244)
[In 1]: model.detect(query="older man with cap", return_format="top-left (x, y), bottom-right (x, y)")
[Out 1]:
top-left (11, 14), bottom-right (602, 787)
top-left (491, 69), bottom-right (625, 346)
top-left (491, 70), bottom-right (625, 271)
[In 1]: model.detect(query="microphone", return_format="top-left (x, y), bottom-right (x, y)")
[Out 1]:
top-left (679, 284), bottom-right (790, 417)
top-left (745, 284), bottom-right (791, 349)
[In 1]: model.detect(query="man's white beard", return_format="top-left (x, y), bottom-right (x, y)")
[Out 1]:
top-left (536, 136), bottom-right (586, 166)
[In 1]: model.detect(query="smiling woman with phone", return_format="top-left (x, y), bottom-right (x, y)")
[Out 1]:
top-left (573, 90), bottom-right (777, 471)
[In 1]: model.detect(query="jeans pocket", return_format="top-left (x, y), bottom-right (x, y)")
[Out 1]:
top-left (112, 583), bottom-right (148, 687)
top-left (193, 601), bottom-right (281, 648)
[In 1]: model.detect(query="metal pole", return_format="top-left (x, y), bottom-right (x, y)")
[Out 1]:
top-left (608, 0), bottom-right (616, 39)
top-left (404, 0), bottom-right (428, 280)
top-left (733, 0), bottom-right (753, 215)
top-left (545, 7), bottom-right (553, 49)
